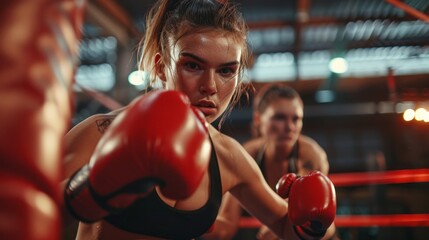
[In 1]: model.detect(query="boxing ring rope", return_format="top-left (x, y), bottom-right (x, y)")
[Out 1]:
top-left (239, 169), bottom-right (429, 228)
top-left (75, 83), bottom-right (124, 110)
top-left (329, 168), bottom-right (429, 187)
top-left (239, 214), bottom-right (429, 228)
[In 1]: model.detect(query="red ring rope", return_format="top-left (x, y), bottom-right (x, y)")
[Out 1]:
top-left (239, 214), bottom-right (429, 228)
top-left (334, 214), bottom-right (429, 227)
top-left (329, 169), bottom-right (429, 186)
top-left (239, 169), bottom-right (429, 228)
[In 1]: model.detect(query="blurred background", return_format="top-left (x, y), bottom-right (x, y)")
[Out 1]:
top-left (70, 0), bottom-right (429, 239)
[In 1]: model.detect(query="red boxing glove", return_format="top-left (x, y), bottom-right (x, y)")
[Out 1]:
top-left (64, 90), bottom-right (211, 222)
top-left (276, 171), bottom-right (336, 240)
top-left (0, 0), bottom-right (84, 239)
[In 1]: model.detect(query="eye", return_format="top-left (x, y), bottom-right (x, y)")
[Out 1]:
top-left (292, 116), bottom-right (301, 123)
top-left (218, 66), bottom-right (237, 77)
top-left (184, 62), bottom-right (201, 71)
top-left (272, 114), bottom-right (287, 121)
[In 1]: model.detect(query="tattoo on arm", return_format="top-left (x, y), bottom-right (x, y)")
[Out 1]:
top-left (95, 117), bottom-right (115, 133)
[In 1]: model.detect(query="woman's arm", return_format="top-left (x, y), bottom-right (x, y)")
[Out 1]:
top-left (219, 139), bottom-right (289, 238)
top-left (63, 114), bottom-right (114, 179)
top-left (61, 114), bottom-right (111, 227)
top-left (201, 138), bottom-right (265, 240)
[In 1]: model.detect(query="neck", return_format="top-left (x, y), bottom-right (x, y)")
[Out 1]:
top-left (266, 141), bottom-right (293, 162)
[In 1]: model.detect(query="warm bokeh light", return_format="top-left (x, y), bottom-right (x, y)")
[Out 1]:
top-left (403, 109), bottom-right (415, 121)
top-left (424, 111), bottom-right (429, 123)
top-left (414, 108), bottom-right (427, 121)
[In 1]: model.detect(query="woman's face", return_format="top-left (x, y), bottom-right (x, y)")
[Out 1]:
top-left (258, 98), bottom-right (303, 148)
top-left (158, 30), bottom-right (242, 123)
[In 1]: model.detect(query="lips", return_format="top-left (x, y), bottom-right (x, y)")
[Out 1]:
top-left (277, 134), bottom-right (295, 141)
top-left (195, 100), bottom-right (216, 116)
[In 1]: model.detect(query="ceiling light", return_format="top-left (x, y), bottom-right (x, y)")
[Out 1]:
top-left (329, 57), bottom-right (348, 74)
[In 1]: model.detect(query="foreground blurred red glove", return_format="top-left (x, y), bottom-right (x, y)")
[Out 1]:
top-left (64, 90), bottom-right (211, 222)
top-left (276, 171), bottom-right (336, 239)
top-left (0, 0), bottom-right (84, 239)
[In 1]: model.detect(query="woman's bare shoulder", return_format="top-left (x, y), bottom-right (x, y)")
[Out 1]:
top-left (67, 109), bottom-right (125, 136)
top-left (63, 111), bottom-right (124, 178)
top-left (297, 134), bottom-right (329, 174)
top-left (208, 127), bottom-right (266, 191)
top-left (242, 137), bottom-right (265, 158)
top-left (208, 126), bottom-right (242, 155)
top-left (208, 127), bottom-right (259, 167)
top-left (298, 134), bottom-right (325, 152)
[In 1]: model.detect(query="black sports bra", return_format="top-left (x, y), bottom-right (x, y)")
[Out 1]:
top-left (104, 140), bottom-right (222, 239)
top-left (255, 141), bottom-right (299, 176)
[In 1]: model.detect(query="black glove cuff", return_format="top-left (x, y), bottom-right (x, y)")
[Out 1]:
top-left (64, 165), bottom-right (95, 222)
top-left (293, 221), bottom-right (326, 240)
top-left (64, 165), bottom-right (120, 222)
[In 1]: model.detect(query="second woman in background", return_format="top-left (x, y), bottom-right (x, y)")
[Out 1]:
top-left (203, 84), bottom-right (337, 240)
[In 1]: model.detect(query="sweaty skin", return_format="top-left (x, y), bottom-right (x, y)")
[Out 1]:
top-left (65, 31), bottom-right (292, 240)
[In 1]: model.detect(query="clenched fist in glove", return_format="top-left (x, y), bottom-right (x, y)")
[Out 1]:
top-left (276, 171), bottom-right (336, 240)
top-left (64, 90), bottom-right (211, 222)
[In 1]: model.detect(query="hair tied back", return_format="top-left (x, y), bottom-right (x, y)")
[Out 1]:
top-left (165, 0), bottom-right (181, 12)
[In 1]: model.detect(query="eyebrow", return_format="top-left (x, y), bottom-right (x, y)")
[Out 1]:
top-left (180, 52), bottom-right (239, 67)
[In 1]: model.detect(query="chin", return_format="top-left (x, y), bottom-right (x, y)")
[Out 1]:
top-left (205, 115), bottom-right (217, 125)
top-left (276, 139), bottom-right (295, 148)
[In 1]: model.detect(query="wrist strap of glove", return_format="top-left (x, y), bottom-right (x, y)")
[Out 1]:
top-left (293, 221), bottom-right (326, 240)
top-left (64, 165), bottom-right (110, 222)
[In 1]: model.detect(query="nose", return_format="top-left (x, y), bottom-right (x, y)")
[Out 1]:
top-left (199, 70), bottom-right (217, 96)
top-left (284, 119), bottom-right (295, 131)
